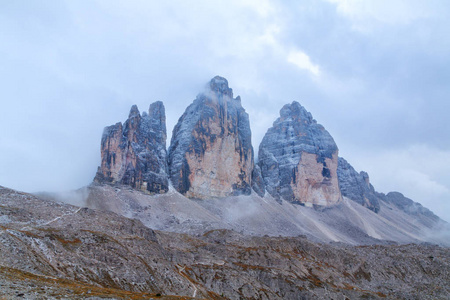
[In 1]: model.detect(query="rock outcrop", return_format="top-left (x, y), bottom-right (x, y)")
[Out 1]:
top-left (382, 191), bottom-right (440, 225)
top-left (258, 101), bottom-right (342, 206)
top-left (168, 76), bottom-right (255, 199)
top-left (337, 157), bottom-right (381, 213)
top-left (94, 101), bottom-right (168, 194)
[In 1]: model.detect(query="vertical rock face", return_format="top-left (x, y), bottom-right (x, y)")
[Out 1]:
top-left (251, 165), bottom-right (265, 197)
top-left (95, 101), bottom-right (169, 194)
top-left (337, 157), bottom-right (380, 213)
top-left (258, 102), bottom-right (342, 206)
top-left (168, 76), bottom-right (254, 199)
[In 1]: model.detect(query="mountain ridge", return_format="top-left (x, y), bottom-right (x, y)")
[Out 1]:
top-left (92, 76), bottom-right (443, 232)
top-left (1, 76), bottom-right (449, 298)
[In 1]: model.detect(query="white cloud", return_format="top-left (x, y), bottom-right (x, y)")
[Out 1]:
top-left (345, 144), bottom-right (450, 222)
top-left (1, 0), bottom-right (449, 223)
top-left (287, 50), bottom-right (320, 76)
top-left (326, 0), bottom-right (434, 31)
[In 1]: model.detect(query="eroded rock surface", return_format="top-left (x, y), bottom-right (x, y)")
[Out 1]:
top-left (94, 101), bottom-right (168, 194)
top-left (168, 76), bottom-right (254, 199)
top-left (1, 186), bottom-right (449, 299)
top-left (337, 157), bottom-right (381, 213)
top-left (258, 101), bottom-right (342, 206)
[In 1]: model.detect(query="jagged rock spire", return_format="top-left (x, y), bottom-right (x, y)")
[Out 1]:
top-left (168, 76), bottom-right (256, 199)
top-left (258, 101), bottom-right (342, 206)
top-left (94, 102), bottom-right (169, 194)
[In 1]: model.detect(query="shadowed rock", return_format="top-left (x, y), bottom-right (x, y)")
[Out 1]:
top-left (94, 101), bottom-right (168, 194)
top-left (258, 101), bottom-right (342, 206)
top-left (168, 76), bottom-right (256, 199)
top-left (337, 157), bottom-right (381, 213)
top-left (383, 191), bottom-right (440, 224)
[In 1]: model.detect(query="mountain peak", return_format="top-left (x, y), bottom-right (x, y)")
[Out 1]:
top-left (95, 101), bottom-right (168, 194)
top-left (208, 75), bottom-right (233, 98)
top-left (259, 101), bottom-right (341, 206)
top-left (280, 101), bottom-right (314, 124)
top-left (128, 104), bottom-right (140, 118)
top-left (168, 76), bottom-right (254, 199)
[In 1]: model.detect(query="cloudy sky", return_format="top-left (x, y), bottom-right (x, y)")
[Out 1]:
top-left (1, 0), bottom-right (449, 221)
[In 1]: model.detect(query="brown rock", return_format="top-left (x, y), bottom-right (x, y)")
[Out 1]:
top-left (168, 76), bottom-right (255, 199)
top-left (94, 102), bottom-right (168, 194)
top-left (258, 101), bottom-right (342, 206)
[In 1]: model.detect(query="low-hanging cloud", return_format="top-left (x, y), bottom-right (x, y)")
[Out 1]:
top-left (0, 0), bottom-right (449, 222)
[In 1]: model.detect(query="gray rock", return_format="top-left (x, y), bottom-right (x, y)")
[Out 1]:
top-left (337, 157), bottom-right (381, 213)
top-left (383, 191), bottom-right (440, 225)
top-left (258, 101), bottom-right (342, 206)
top-left (94, 101), bottom-right (168, 194)
top-left (1, 186), bottom-right (449, 299)
top-left (168, 76), bottom-right (255, 199)
top-left (251, 164), bottom-right (265, 197)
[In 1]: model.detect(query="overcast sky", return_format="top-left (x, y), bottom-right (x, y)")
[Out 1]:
top-left (1, 0), bottom-right (449, 221)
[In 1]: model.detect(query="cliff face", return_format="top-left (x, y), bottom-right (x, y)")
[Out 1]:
top-left (337, 157), bottom-right (381, 213)
top-left (95, 101), bottom-right (168, 194)
top-left (258, 102), bottom-right (342, 206)
top-left (168, 76), bottom-right (255, 199)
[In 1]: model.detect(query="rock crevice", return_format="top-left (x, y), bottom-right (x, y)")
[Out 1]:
top-left (94, 101), bottom-right (169, 194)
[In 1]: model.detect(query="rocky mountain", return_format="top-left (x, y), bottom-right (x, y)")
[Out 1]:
top-left (337, 157), bottom-right (381, 213)
top-left (1, 186), bottom-right (449, 299)
top-left (94, 101), bottom-right (169, 194)
top-left (382, 191), bottom-right (440, 228)
top-left (85, 76), bottom-right (445, 245)
top-left (258, 101), bottom-right (342, 206)
top-left (168, 76), bottom-right (255, 199)
top-left (2, 76), bottom-right (449, 299)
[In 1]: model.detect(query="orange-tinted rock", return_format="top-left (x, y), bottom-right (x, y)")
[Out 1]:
top-left (94, 102), bottom-right (168, 194)
top-left (168, 76), bottom-right (256, 199)
top-left (258, 102), bottom-right (342, 206)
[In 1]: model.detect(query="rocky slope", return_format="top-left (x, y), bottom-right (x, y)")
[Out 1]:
top-left (1, 186), bottom-right (449, 299)
top-left (85, 183), bottom-right (449, 246)
top-left (258, 102), bottom-right (342, 206)
top-left (94, 101), bottom-right (169, 194)
top-left (168, 76), bottom-right (255, 199)
top-left (337, 157), bottom-right (381, 213)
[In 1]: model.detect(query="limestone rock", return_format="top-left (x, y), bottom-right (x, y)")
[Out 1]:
top-left (383, 191), bottom-right (440, 222)
top-left (337, 157), bottom-right (381, 213)
top-left (258, 101), bottom-right (342, 206)
top-left (251, 164), bottom-right (265, 197)
top-left (94, 101), bottom-right (168, 194)
top-left (168, 76), bottom-right (254, 199)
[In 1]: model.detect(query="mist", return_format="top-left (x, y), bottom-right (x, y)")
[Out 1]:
top-left (0, 0), bottom-right (449, 222)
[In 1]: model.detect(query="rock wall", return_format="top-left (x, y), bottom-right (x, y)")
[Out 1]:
top-left (168, 76), bottom-right (255, 199)
top-left (337, 157), bottom-right (380, 213)
top-left (258, 101), bottom-right (342, 206)
top-left (94, 101), bottom-right (168, 194)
